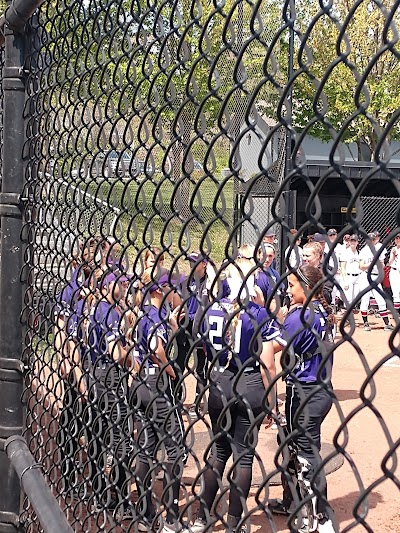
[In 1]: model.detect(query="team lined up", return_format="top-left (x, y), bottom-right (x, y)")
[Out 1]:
top-left (51, 235), bottom-right (342, 533)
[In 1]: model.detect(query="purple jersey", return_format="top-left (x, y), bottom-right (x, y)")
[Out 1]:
top-left (201, 299), bottom-right (283, 368)
top-left (87, 300), bottom-right (122, 364)
top-left (282, 301), bottom-right (333, 382)
top-left (255, 268), bottom-right (284, 302)
top-left (55, 268), bottom-right (81, 317)
top-left (55, 269), bottom-right (87, 341)
top-left (179, 275), bottom-right (206, 320)
top-left (134, 304), bottom-right (168, 368)
top-left (64, 299), bottom-right (86, 339)
top-left (221, 278), bottom-right (231, 298)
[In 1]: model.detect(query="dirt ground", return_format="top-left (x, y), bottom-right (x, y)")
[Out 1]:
top-left (30, 313), bottom-right (399, 533)
top-left (181, 312), bottom-right (400, 533)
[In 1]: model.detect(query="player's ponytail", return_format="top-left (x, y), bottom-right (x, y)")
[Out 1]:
top-left (226, 258), bottom-right (257, 343)
top-left (297, 264), bottom-right (336, 326)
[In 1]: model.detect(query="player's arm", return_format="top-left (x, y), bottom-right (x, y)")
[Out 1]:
top-left (359, 250), bottom-right (370, 271)
top-left (260, 340), bottom-right (276, 412)
top-left (108, 336), bottom-right (130, 364)
top-left (54, 315), bottom-right (72, 377)
top-left (151, 336), bottom-right (176, 379)
top-left (389, 246), bottom-right (398, 266)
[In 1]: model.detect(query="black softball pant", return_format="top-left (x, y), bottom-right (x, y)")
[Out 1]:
top-left (197, 368), bottom-right (267, 521)
top-left (130, 369), bottom-right (187, 523)
top-left (84, 362), bottom-right (134, 505)
top-left (285, 381), bottom-right (334, 519)
top-left (175, 324), bottom-right (207, 401)
top-left (57, 372), bottom-right (85, 492)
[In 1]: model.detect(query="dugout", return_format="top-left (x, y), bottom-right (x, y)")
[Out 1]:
top-left (292, 160), bottom-right (400, 236)
top-left (238, 159), bottom-right (400, 253)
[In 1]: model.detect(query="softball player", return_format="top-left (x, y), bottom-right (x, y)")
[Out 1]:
top-left (340, 235), bottom-right (361, 309)
top-left (176, 251), bottom-right (209, 419)
top-left (303, 242), bottom-right (334, 305)
top-left (85, 270), bottom-right (134, 519)
top-left (55, 267), bottom-right (88, 498)
top-left (358, 232), bottom-right (393, 331)
top-left (255, 243), bottom-right (284, 299)
top-left (189, 258), bottom-right (284, 533)
top-left (388, 233), bottom-right (400, 314)
top-left (268, 264), bottom-right (336, 533)
top-left (130, 267), bottom-right (187, 533)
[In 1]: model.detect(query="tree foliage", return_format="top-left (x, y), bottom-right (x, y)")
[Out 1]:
top-left (290, 0), bottom-right (400, 159)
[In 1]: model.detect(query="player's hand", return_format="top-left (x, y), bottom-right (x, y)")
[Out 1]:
top-left (281, 305), bottom-right (289, 318)
top-left (165, 363), bottom-right (176, 380)
top-left (253, 285), bottom-right (265, 306)
top-left (169, 307), bottom-right (181, 330)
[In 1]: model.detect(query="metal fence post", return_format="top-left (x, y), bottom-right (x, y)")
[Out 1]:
top-left (0, 12), bottom-right (26, 533)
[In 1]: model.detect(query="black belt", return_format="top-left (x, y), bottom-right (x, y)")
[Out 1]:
top-left (391, 267), bottom-right (397, 271)
top-left (349, 273), bottom-right (359, 276)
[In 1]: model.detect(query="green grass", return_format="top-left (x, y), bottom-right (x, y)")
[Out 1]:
top-left (69, 174), bottom-right (237, 263)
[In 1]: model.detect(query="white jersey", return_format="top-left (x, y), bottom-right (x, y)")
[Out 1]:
top-left (390, 246), bottom-right (400, 270)
top-left (375, 242), bottom-right (388, 261)
top-left (341, 248), bottom-right (361, 275)
top-left (324, 242), bottom-right (343, 275)
top-left (359, 243), bottom-right (386, 275)
top-left (285, 245), bottom-right (303, 269)
top-left (325, 242), bottom-right (345, 262)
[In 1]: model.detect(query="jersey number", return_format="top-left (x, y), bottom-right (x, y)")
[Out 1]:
top-left (208, 315), bottom-right (242, 352)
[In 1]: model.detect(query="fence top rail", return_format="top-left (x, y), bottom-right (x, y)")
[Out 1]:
top-left (0, 0), bottom-right (45, 45)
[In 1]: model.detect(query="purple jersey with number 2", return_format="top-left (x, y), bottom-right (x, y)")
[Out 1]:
top-left (201, 299), bottom-right (283, 368)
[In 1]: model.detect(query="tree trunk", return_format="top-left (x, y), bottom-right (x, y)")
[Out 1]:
top-left (357, 141), bottom-right (372, 161)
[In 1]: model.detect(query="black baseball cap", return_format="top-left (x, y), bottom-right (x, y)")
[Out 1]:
top-left (313, 233), bottom-right (326, 243)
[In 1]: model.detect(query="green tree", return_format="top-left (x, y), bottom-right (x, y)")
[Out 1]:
top-left (290, 0), bottom-right (400, 160)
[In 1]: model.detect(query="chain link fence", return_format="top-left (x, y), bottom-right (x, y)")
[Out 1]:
top-left (0, 0), bottom-right (399, 532)
top-left (360, 196), bottom-right (400, 242)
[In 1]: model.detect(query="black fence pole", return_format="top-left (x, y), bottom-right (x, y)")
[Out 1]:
top-left (280, 0), bottom-right (295, 272)
top-left (0, 13), bottom-right (26, 533)
top-left (5, 437), bottom-right (73, 533)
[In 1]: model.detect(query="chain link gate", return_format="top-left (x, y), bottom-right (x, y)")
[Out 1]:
top-left (0, 0), bottom-right (399, 532)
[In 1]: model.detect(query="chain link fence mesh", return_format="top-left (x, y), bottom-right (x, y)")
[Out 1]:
top-left (360, 196), bottom-right (400, 242)
top-left (0, 0), bottom-right (398, 531)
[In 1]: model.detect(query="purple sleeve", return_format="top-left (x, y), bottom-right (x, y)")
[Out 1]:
top-left (256, 307), bottom-right (284, 342)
